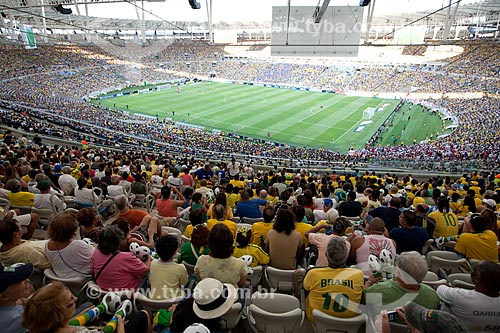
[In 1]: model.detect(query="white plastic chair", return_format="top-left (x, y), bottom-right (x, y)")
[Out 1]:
top-left (43, 268), bottom-right (89, 296)
top-left (264, 266), bottom-right (296, 293)
top-left (248, 292), bottom-right (304, 333)
top-left (312, 309), bottom-right (367, 333)
top-left (133, 291), bottom-right (183, 315)
top-left (421, 271), bottom-right (447, 289)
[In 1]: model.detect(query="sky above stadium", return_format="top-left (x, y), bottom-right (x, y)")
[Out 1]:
top-left (82, 0), bottom-right (479, 22)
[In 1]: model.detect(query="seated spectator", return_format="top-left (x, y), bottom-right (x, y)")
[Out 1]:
top-left (313, 198), bottom-right (336, 223)
top-left (177, 218), bottom-right (210, 266)
top-left (365, 251), bottom-right (440, 321)
top-left (348, 218), bottom-right (396, 276)
top-left (388, 302), bottom-right (468, 333)
top-left (44, 212), bottom-right (94, 279)
top-left (112, 218), bottom-right (156, 251)
top-left (33, 179), bottom-right (66, 211)
top-left (195, 224), bottom-right (247, 288)
top-left (390, 210), bottom-right (429, 254)
top-left (115, 195), bottom-right (161, 248)
top-left (235, 189), bottom-right (268, 218)
top-left (207, 192), bottom-right (233, 221)
top-left (22, 281), bottom-right (151, 333)
top-left (169, 278), bottom-right (238, 333)
top-left (0, 263), bottom-right (34, 333)
top-left (183, 208), bottom-right (205, 239)
top-left (206, 204), bottom-right (237, 238)
top-left (250, 206), bottom-right (275, 249)
top-left (91, 225), bottom-right (150, 290)
top-left (306, 216), bottom-right (352, 266)
top-left (454, 215), bottom-right (499, 262)
top-left (191, 192), bottom-right (208, 224)
top-left (58, 166), bottom-right (77, 196)
top-left (0, 219), bottom-right (50, 269)
top-left (6, 179), bottom-right (34, 209)
top-left (338, 191), bottom-right (363, 217)
top-left (265, 208), bottom-right (304, 270)
top-left (232, 226), bottom-right (269, 267)
top-left (156, 185), bottom-right (185, 221)
top-left (149, 235), bottom-right (188, 300)
top-left (414, 203), bottom-right (436, 238)
top-left (77, 207), bottom-right (103, 242)
top-left (367, 197), bottom-right (402, 233)
top-left (303, 237), bottom-right (364, 322)
top-left (437, 260), bottom-right (500, 332)
top-left (0, 205), bottom-right (38, 240)
top-left (291, 205), bottom-right (313, 247)
top-left (429, 197), bottom-right (459, 238)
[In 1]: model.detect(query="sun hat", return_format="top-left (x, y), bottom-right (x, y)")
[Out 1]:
top-left (0, 263), bottom-right (34, 293)
top-left (482, 199), bottom-right (496, 209)
top-left (404, 302), bottom-right (467, 333)
top-left (192, 278), bottom-right (238, 319)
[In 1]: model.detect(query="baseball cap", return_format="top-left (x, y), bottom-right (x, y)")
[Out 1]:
top-left (482, 199), bottom-right (496, 209)
top-left (404, 302), bottom-right (467, 333)
top-left (53, 164), bottom-right (62, 172)
top-left (323, 198), bottom-right (334, 207)
top-left (0, 263), bottom-right (34, 293)
top-left (36, 179), bottom-right (51, 191)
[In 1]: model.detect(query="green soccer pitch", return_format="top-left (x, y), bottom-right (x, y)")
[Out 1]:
top-left (96, 81), bottom-right (446, 152)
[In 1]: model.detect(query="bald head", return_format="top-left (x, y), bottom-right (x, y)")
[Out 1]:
top-left (368, 217), bottom-right (385, 233)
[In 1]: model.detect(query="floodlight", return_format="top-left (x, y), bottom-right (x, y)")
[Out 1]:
top-left (188, 0), bottom-right (201, 9)
top-left (54, 4), bottom-right (72, 14)
top-left (359, 0), bottom-right (371, 6)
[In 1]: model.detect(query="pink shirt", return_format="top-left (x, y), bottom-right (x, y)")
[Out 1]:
top-left (156, 199), bottom-right (179, 218)
top-left (91, 251), bottom-right (148, 290)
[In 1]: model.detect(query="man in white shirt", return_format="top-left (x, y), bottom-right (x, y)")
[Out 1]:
top-left (58, 166), bottom-right (77, 196)
top-left (437, 260), bottom-right (500, 332)
top-left (34, 179), bottom-right (66, 211)
top-left (227, 158), bottom-right (240, 179)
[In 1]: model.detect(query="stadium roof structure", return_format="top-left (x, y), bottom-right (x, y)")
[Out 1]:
top-left (0, 0), bottom-right (498, 43)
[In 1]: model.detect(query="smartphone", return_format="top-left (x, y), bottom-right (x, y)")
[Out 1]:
top-left (387, 311), bottom-right (399, 322)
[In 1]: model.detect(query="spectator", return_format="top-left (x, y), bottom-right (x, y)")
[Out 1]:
top-left (207, 192), bottom-right (233, 221)
top-left (177, 218), bottom-right (210, 265)
top-left (90, 225), bottom-right (149, 290)
top-left (206, 204), bottom-right (237, 238)
top-left (0, 219), bottom-right (50, 269)
top-left (390, 210), bottom-right (429, 254)
top-left (306, 216), bottom-right (352, 266)
top-left (115, 195), bottom-right (161, 248)
top-left (429, 197), bottom-right (459, 238)
top-left (437, 260), bottom-right (500, 332)
top-left (303, 237), bottom-right (364, 322)
top-left (22, 281), bottom-right (151, 333)
top-left (0, 263), bottom-right (34, 333)
top-left (414, 203), bottom-right (436, 238)
top-left (44, 211), bottom-right (94, 279)
top-left (338, 191), bottom-right (363, 217)
top-left (365, 251), bottom-right (440, 320)
top-left (454, 215), bottom-right (499, 262)
top-left (149, 235), bottom-right (188, 300)
top-left (195, 224), bottom-right (247, 287)
top-left (33, 179), bottom-right (65, 211)
top-left (348, 217), bottom-right (396, 276)
top-left (265, 208), bottom-right (304, 270)
top-left (250, 206), bottom-right (275, 248)
top-left (77, 207), bottom-right (103, 242)
top-left (156, 185), bottom-right (185, 221)
top-left (169, 278), bottom-right (238, 333)
top-left (232, 226), bottom-right (269, 267)
top-left (235, 189), bottom-right (268, 219)
top-left (367, 197), bottom-right (402, 233)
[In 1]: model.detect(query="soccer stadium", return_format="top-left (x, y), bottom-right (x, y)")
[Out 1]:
top-left (0, 0), bottom-right (499, 332)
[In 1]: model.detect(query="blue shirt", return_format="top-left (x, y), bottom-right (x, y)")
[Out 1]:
top-left (390, 227), bottom-right (429, 254)
top-left (0, 305), bottom-right (25, 333)
top-left (235, 199), bottom-right (267, 218)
